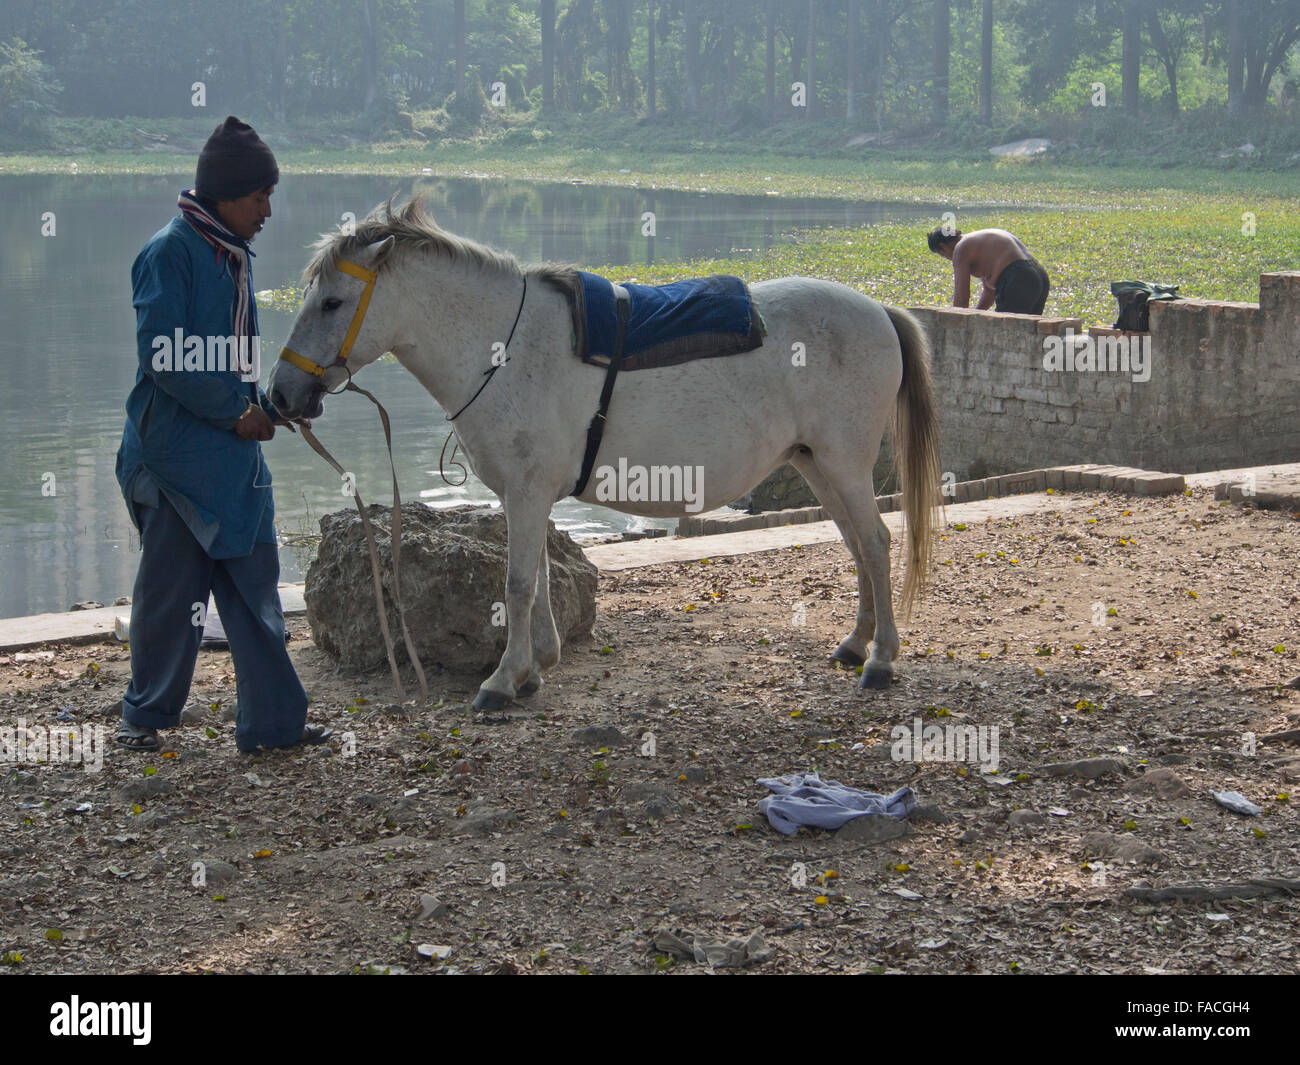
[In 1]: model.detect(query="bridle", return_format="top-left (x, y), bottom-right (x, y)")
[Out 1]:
top-left (273, 257), bottom-right (428, 704)
top-left (277, 258), bottom-right (377, 392)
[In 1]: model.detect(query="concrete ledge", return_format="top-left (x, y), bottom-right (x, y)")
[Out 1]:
top-left (677, 504), bottom-right (828, 537)
top-left (0, 585), bottom-right (307, 654)
top-left (676, 464), bottom-right (1186, 539)
top-left (1214, 477), bottom-right (1300, 511)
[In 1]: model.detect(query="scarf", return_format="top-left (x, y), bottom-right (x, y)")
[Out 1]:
top-left (177, 189), bottom-right (259, 388)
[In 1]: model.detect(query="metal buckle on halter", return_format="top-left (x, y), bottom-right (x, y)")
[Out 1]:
top-left (278, 258), bottom-right (377, 391)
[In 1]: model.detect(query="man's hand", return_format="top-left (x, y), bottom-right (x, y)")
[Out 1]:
top-left (235, 406), bottom-right (275, 441)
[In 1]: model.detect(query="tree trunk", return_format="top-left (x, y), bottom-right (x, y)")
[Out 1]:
top-left (932, 0), bottom-right (949, 126)
top-left (979, 0), bottom-right (992, 123)
top-left (646, 0), bottom-right (656, 115)
top-left (1145, 6), bottom-right (1179, 117)
top-left (1122, 0), bottom-right (1140, 111)
top-left (847, 0), bottom-right (858, 121)
top-left (271, 4), bottom-right (286, 122)
top-left (766, 0), bottom-right (776, 122)
top-left (791, 19), bottom-right (805, 98)
top-left (721, 18), bottom-right (734, 114)
top-left (362, 0), bottom-right (380, 110)
top-left (1226, 0), bottom-right (1242, 115)
top-left (685, 0), bottom-right (700, 111)
top-left (870, 0), bottom-right (887, 132)
top-left (541, 0), bottom-right (555, 113)
top-left (806, 0), bottom-right (816, 119)
top-left (1227, 0), bottom-right (1237, 116)
top-left (454, 0), bottom-right (466, 98)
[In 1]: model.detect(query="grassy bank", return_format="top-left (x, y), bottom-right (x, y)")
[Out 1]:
top-left (9, 116), bottom-right (1296, 328)
top-left (258, 203), bottom-right (1296, 329)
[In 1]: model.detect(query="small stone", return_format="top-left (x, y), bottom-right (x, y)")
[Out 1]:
top-left (1009, 809), bottom-right (1045, 827)
top-left (180, 707), bottom-right (205, 726)
top-left (385, 796), bottom-right (420, 824)
top-left (196, 859), bottom-right (238, 885)
top-left (1082, 831), bottom-right (1164, 867)
top-left (417, 894), bottom-right (448, 922)
top-left (457, 806), bottom-right (517, 834)
top-left (836, 815), bottom-right (909, 843)
top-left (569, 724), bottom-right (629, 747)
top-left (132, 806), bottom-right (177, 829)
top-left (417, 944), bottom-right (452, 960)
top-left (957, 829), bottom-right (981, 844)
top-left (118, 776), bottom-right (173, 802)
top-left (1040, 757), bottom-right (1126, 780)
top-left (1125, 768), bottom-right (1193, 800)
top-left (220, 706), bottom-right (237, 723)
top-left (621, 782), bottom-right (682, 819)
top-left (909, 803), bottom-right (950, 824)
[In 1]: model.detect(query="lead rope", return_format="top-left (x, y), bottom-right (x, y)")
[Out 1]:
top-left (299, 385), bottom-right (428, 705)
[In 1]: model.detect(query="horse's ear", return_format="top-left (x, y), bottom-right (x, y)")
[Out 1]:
top-left (362, 235), bottom-right (396, 268)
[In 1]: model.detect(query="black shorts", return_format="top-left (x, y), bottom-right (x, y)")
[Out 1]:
top-left (994, 257), bottom-right (1050, 315)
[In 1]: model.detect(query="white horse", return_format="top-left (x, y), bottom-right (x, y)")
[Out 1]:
top-left (268, 197), bottom-right (941, 711)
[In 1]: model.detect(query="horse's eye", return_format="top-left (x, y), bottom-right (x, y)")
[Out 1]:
top-left (322, 297), bottom-right (343, 312)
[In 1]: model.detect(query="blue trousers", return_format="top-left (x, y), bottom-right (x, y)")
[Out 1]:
top-left (121, 493), bottom-right (308, 752)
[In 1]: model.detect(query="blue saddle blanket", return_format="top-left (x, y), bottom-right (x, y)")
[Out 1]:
top-left (574, 271), bottom-right (765, 370)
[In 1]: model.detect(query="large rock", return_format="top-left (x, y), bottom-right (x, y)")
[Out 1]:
top-left (305, 504), bottom-right (597, 674)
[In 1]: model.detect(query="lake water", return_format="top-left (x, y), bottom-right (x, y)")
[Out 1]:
top-left (0, 173), bottom-right (944, 619)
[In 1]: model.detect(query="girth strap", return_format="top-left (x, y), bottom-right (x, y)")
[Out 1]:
top-left (572, 284), bottom-right (630, 497)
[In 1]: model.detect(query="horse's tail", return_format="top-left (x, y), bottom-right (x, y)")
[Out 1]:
top-left (885, 305), bottom-right (941, 617)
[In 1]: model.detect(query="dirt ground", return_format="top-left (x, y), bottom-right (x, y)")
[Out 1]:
top-left (2, 485), bottom-right (1297, 974)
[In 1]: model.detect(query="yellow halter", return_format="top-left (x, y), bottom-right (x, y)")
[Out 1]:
top-left (278, 258), bottom-right (377, 379)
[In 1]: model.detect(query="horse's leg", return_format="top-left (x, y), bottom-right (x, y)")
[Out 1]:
top-left (792, 450), bottom-right (899, 689)
top-left (789, 452), bottom-right (874, 670)
top-left (473, 494), bottom-right (549, 712)
top-left (519, 542), bottom-right (560, 697)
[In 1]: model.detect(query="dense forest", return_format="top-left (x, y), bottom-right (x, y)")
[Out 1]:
top-left (2, 1), bottom-right (1298, 143)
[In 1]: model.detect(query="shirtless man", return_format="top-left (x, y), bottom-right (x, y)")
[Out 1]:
top-left (926, 227), bottom-right (1050, 315)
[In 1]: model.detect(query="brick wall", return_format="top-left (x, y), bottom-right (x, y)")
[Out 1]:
top-left (907, 271), bottom-right (1300, 479)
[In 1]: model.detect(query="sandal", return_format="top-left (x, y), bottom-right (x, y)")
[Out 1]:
top-left (299, 725), bottom-right (333, 746)
top-left (116, 720), bottom-right (160, 752)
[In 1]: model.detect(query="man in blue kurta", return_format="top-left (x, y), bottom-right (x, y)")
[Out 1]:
top-left (115, 116), bottom-right (329, 754)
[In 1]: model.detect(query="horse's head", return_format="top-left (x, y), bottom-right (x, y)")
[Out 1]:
top-left (268, 235), bottom-right (396, 419)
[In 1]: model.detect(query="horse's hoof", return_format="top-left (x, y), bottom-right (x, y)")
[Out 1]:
top-left (517, 673), bottom-right (542, 697)
top-left (472, 688), bottom-right (512, 712)
top-left (830, 646), bottom-right (866, 669)
top-left (859, 666), bottom-right (892, 690)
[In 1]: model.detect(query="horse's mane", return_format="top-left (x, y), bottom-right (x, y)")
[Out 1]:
top-left (301, 194), bottom-right (577, 293)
